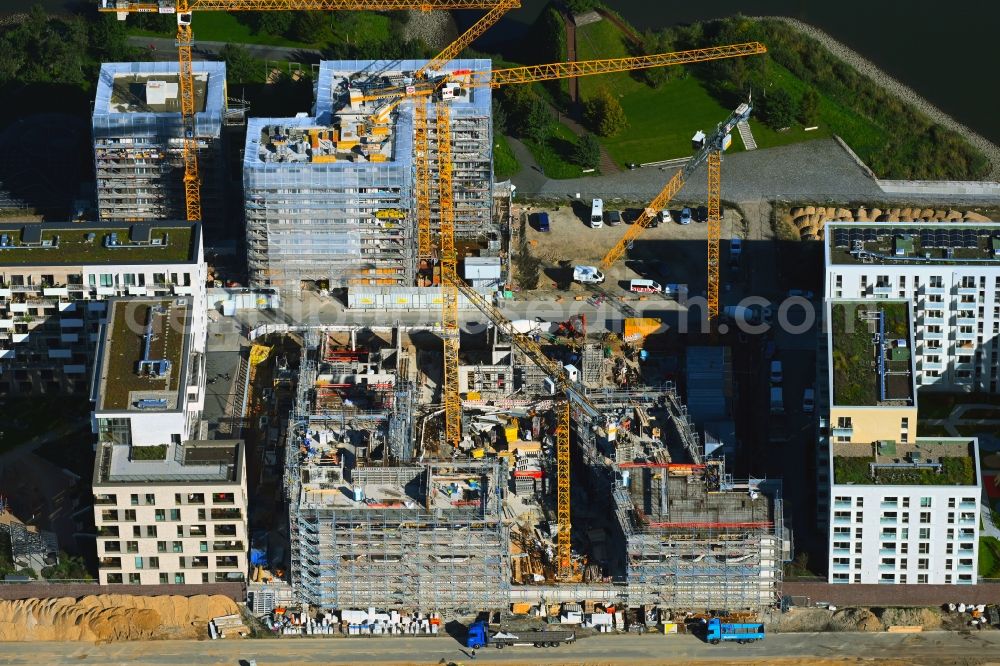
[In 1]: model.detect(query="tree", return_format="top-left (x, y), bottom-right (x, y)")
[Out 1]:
top-left (498, 86), bottom-right (551, 143)
top-left (760, 87), bottom-right (797, 129)
top-left (583, 89), bottom-right (628, 137)
top-left (288, 11), bottom-right (332, 44)
top-left (523, 98), bottom-right (553, 143)
top-left (491, 99), bottom-right (508, 136)
top-left (220, 44), bottom-right (259, 84)
top-left (251, 11), bottom-right (294, 37)
top-left (798, 87), bottom-right (820, 125)
top-left (564, 0), bottom-right (598, 13)
top-left (90, 15), bottom-right (136, 62)
top-left (571, 134), bottom-right (601, 167)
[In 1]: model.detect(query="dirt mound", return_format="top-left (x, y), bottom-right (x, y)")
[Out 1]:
top-left (780, 205), bottom-right (997, 240)
top-left (876, 607), bottom-right (942, 629)
top-left (0, 594), bottom-right (238, 642)
top-left (830, 607), bottom-right (881, 632)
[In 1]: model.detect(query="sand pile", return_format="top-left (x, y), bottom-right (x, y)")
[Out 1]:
top-left (0, 594), bottom-right (238, 642)
top-left (876, 607), bottom-right (942, 629)
top-left (830, 607), bottom-right (881, 632)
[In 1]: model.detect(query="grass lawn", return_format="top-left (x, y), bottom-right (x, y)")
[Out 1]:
top-left (128, 12), bottom-right (320, 48)
top-left (493, 134), bottom-right (519, 181)
top-left (522, 122), bottom-right (592, 180)
top-left (980, 536), bottom-right (1000, 578)
top-left (571, 18), bottom-right (885, 167)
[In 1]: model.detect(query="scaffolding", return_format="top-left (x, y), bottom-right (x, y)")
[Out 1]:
top-left (284, 326), bottom-right (510, 613)
top-left (612, 462), bottom-right (783, 611)
top-left (244, 59), bottom-right (496, 291)
top-left (92, 62), bottom-right (226, 223)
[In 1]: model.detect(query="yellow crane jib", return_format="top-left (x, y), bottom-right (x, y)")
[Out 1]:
top-left (599, 100), bottom-right (752, 271)
top-left (99, 1), bottom-right (508, 14)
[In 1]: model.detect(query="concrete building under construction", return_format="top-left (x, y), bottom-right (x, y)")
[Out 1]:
top-left (92, 61), bottom-right (226, 224)
top-left (284, 327), bottom-right (510, 611)
top-left (244, 59), bottom-right (496, 291)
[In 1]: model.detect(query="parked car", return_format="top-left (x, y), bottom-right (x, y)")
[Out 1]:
top-left (695, 205), bottom-right (709, 222)
top-left (590, 199), bottom-right (604, 228)
top-left (534, 212), bottom-right (550, 232)
top-left (679, 207), bottom-right (692, 225)
top-left (803, 388), bottom-right (815, 413)
top-left (769, 360), bottom-right (783, 384)
top-left (606, 210), bottom-right (623, 226)
top-left (788, 288), bottom-right (815, 300)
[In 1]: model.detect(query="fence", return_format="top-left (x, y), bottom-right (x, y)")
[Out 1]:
top-left (0, 580), bottom-right (245, 601)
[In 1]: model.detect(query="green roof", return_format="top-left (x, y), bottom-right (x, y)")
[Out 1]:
top-left (98, 299), bottom-right (189, 411)
top-left (831, 300), bottom-right (912, 406)
top-left (0, 225), bottom-right (194, 265)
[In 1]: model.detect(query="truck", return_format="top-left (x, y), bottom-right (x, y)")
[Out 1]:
top-left (705, 618), bottom-right (765, 644)
top-left (466, 620), bottom-right (576, 650)
top-left (722, 305), bottom-right (760, 325)
top-left (769, 387), bottom-right (784, 414)
top-left (590, 199), bottom-right (604, 228)
top-left (573, 265), bottom-right (605, 284)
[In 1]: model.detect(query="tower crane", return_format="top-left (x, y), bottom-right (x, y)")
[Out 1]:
top-left (98, 0), bottom-right (511, 222)
top-left (599, 101), bottom-right (752, 325)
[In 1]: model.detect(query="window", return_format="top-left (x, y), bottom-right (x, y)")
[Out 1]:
top-left (172, 541), bottom-right (183, 553)
top-left (126, 541), bottom-right (138, 553)
top-left (837, 417), bottom-right (853, 428)
top-left (882, 497), bottom-right (898, 506)
top-left (155, 509), bottom-right (165, 522)
top-left (948, 498), bottom-right (956, 508)
top-left (900, 574), bottom-right (907, 584)
top-left (157, 541), bottom-right (167, 553)
top-left (855, 528), bottom-right (863, 539)
top-left (918, 574), bottom-right (928, 584)
top-left (901, 528), bottom-right (909, 539)
top-left (920, 497), bottom-right (932, 508)
top-left (902, 498), bottom-right (910, 508)
top-left (946, 544), bottom-right (954, 554)
top-left (145, 494), bottom-right (155, 505)
top-left (945, 560), bottom-right (953, 570)
top-left (130, 494), bottom-right (139, 506)
top-left (123, 509), bottom-right (136, 521)
top-left (920, 512), bottom-right (931, 524)
top-left (145, 526), bottom-right (157, 538)
top-left (919, 528), bottom-right (930, 539)
top-left (148, 557), bottom-right (159, 570)
top-left (128, 573), bottom-right (141, 584)
top-left (919, 543), bottom-right (930, 554)
top-left (132, 526), bottom-right (141, 538)
top-left (134, 556), bottom-right (144, 569)
top-left (856, 497), bottom-right (864, 507)
top-left (169, 509), bottom-right (181, 521)
top-left (918, 558), bottom-right (929, 570)
top-left (173, 573), bottom-right (185, 584)
top-left (853, 573), bottom-right (861, 583)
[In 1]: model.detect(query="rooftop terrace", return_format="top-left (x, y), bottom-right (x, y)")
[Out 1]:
top-left (833, 438), bottom-right (978, 486)
top-left (829, 222), bottom-right (1000, 265)
top-left (255, 123), bottom-right (393, 164)
top-left (95, 440), bottom-right (242, 486)
top-left (0, 223), bottom-right (195, 266)
top-left (830, 300), bottom-right (914, 406)
top-left (95, 299), bottom-right (189, 412)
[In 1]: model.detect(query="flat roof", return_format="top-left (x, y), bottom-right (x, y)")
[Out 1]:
top-left (0, 222), bottom-right (197, 266)
top-left (830, 300), bottom-right (914, 407)
top-left (95, 440), bottom-right (243, 486)
top-left (833, 438), bottom-right (978, 486)
top-left (828, 222), bottom-right (1000, 265)
top-left (95, 298), bottom-right (190, 412)
top-left (109, 73), bottom-right (208, 113)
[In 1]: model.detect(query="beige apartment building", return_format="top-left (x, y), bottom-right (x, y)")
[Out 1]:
top-left (91, 297), bottom-right (247, 585)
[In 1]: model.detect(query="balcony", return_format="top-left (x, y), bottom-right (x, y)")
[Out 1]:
top-left (955, 317), bottom-right (978, 327)
top-left (831, 562), bottom-right (850, 571)
top-left (833, 516), bottom-right (852, 525)
top-left (958, 563), bottom-right (974, 571)
top-left (831, 547), bottom-right (850, 555)
top-left (879, 564), bottom-right (898, 571)
top-left (960, 501), bottom-right (978, 509)
top-left (100, 557), bottom-right (122, 569)
top-left (923, 331), bottom-right (945, 340)
top-left (879, 549), bottom-right (898, 556)
top-left (921, 285), bottom-right (946, 296)
top-left (212, 540), bottom-right (245, 552)
top-left (956, 286), bottom-right (978, 296)
top-left (189, 526), bottom-right (207, 537)
top-left (922, 361), bottom-right (946, 372)
top-left (956, 330), bottom-right (977, 342)
top-left (834, 500), bottom-right (852, 508)
top-left (210, 508), bottom-right (242, 520)
top-left (94, 494), bottom-right (117, 505)
top-left (215, 556), bottom-right (240, 568)
top-left (97, 526), bottom-right (119, 538)
top-left (880, 517), bottom-right (898, 524)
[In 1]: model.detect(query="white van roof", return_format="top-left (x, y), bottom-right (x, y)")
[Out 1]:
top-left (630, 279), bottom-right (659, 286)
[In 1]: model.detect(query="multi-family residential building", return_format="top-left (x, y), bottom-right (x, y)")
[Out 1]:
top-left (821, 299), bottom-right (981, 584)
top-left (91, 296), bottom-right (247, 586)
top-left (92, 61), bottom-right (226, 224)
top-left (244, 59), bottom-right (495, 290)
top-left (0, 221), bottom-right (203, 395)
top-left (825, 222), bottom-right (1000, 392)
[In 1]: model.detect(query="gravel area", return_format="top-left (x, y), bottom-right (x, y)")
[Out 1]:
top-left (398, 9), bottom-right (457, 51)
top-left (756, 16), bottom-right (1000, 181)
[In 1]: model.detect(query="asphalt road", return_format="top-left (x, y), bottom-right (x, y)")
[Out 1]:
top-left (127, 36), bottom-right (322, 64)
top-left (3, 630), bottom-right (1000, 665)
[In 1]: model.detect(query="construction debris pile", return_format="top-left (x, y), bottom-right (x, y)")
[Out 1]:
top-left (262, 607), bottom-right (443, 636)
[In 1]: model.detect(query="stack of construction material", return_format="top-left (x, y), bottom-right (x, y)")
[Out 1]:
top-left (342, 609), bottom-right (441, 636)
top-left (209, 614), bottom-right (249, 639)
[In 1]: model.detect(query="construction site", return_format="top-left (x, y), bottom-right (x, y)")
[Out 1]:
top-left (80, 0), bottom-right (791, 633)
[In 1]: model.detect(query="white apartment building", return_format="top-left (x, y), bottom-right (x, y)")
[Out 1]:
top-left (91, 297), bottom-right (247, 586)
top-left (825, 222), bottom-right (1000, 392)
top-left (822, 298), bottom-right (981, 584)
top-left (0, 221), bottom-right (203, 394)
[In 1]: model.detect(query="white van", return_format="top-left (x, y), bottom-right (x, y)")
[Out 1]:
top-left (629, 279), bottom-right (662, 294)
top-left (590, 199), bottom-right (604, 228)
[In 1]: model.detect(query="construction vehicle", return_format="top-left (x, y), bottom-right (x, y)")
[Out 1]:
top-left (704, 617), bottom-right (765, 644)
top-left (466, 620), bottom-right (575, 650)
top-left (572, 265), bottom-right (605, 284)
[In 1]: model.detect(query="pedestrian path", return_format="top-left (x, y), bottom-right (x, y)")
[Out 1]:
top-left (737, 120), bottom-right (757, 151)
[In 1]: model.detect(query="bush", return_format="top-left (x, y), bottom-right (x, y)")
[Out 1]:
top-left (131, 444), bottom-right (167, 461)
top-left (220, 43), bottom-right (260, 84)
top-left (564, 0), bottom-right (599, 13)
top-left (571, 134), bottom-right (601, 167)
top-left (798, 87), bottom-right (820, 125)
top-left (498, 86), bottom-right (552, 143)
